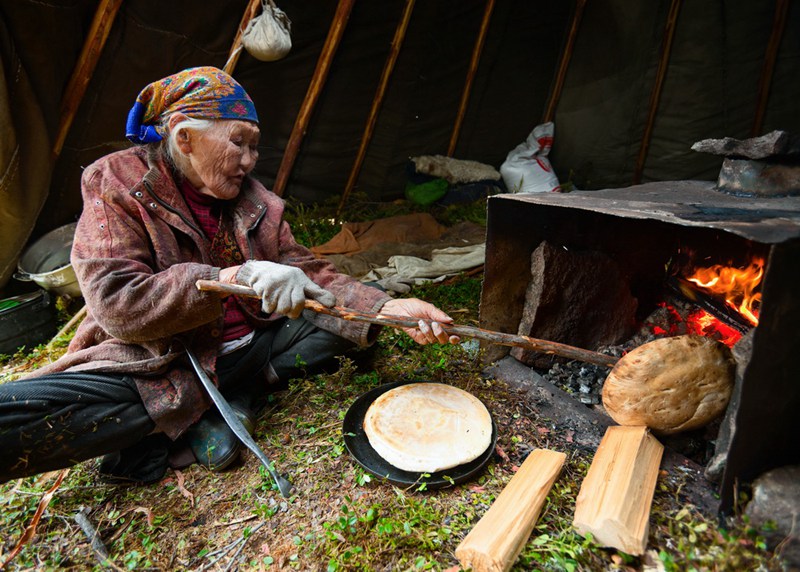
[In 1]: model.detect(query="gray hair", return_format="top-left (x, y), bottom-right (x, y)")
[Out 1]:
top-left (159, 115), bottom-right (215, 174)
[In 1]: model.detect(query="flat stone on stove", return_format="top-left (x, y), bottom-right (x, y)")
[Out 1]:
top-left (691, 130), bottom-right (800, 160)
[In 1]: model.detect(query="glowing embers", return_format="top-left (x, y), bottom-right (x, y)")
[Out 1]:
top-left (648, 302), bottom-right (744, 347)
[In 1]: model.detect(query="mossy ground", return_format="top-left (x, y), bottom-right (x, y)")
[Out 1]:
top-left (0, 199), bottom-right (783, 571)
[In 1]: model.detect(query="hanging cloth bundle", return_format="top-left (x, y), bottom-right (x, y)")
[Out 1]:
top-left (241, 0), bottom-right (292, 62)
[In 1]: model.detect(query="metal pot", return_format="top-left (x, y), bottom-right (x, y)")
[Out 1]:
top-left (14, 222), bottom-right (82, 298)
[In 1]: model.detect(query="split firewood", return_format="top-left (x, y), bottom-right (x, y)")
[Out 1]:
top-left (601, 335), bottom-right (736, 434)
top-left (573, 425), bottom-right (664, 555)
top-left (455, 449), bottom-right (566, 572)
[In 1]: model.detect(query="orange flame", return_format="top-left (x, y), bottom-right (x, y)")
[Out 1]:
top-left (686, 257), bottom-right (764, 326)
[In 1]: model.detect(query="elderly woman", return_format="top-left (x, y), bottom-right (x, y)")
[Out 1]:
top-left (0, 67), bottom-right (458, 484)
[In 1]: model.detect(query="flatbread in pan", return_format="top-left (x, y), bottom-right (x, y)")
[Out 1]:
top-left (363, 382), bottom-right (492, 473)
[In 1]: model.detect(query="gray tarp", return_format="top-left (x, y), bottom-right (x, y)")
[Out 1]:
top-left (0, 0), bottom-right (798, 290)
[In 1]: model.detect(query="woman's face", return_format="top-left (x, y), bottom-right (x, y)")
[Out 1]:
top-left (184, 120), bottom-right (260, 200)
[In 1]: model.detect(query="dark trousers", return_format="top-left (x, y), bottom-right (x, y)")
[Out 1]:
top-left (0, 317), bottom-right (355, 483)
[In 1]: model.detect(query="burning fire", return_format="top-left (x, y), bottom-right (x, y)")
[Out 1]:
top-left (685, 257), bottom-right (764, 326)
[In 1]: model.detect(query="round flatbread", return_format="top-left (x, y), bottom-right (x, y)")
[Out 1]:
top-left (363, 382), bottom-right (492, 473)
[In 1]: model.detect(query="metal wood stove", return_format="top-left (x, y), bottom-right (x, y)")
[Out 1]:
top-left (479, 180), bottom-right (800, 513)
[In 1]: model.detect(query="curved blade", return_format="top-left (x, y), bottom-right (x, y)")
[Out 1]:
top-left (185, 347), bottom-right (293, 498)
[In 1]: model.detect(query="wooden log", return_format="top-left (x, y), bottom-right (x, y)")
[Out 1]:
top-left (632, 0), bottom-right (682, 184)
top-left (455, 449), bottom-right (566, 572)
top-left (223, 0), bottom-right (263, 74)
top-left (573, 425), bottom-right (664, 555)
top-left (542, 0), bottom-right (587, 124)
top-left (668, 276), bottom-right (752, 333)
top-left (52, 0), bottom-right (123, 162)
top-left (447, 0), bottom-right (496, 157)
top-left (336, 0), bottom-right (416, 217)
top-left (272, 0), bottom-right (355, 197)
top-left (195, 279), bottom-right (619, 367)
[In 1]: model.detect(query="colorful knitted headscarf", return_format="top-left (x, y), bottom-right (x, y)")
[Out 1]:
top-left (125, 66), bottom-right (259, 144)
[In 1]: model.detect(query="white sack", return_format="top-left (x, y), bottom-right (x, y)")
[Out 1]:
top-left (500, 122), bottom-right (560, 193)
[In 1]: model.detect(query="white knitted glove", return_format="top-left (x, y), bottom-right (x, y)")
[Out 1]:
top-left (237, 260), bottom-right (336, 319)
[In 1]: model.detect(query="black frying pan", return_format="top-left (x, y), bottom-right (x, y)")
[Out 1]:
top-left (342, 380), bottom-right (497, 489)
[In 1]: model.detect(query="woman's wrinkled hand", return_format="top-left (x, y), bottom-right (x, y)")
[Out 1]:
top-left (380, 298), bottom-right (461, 346)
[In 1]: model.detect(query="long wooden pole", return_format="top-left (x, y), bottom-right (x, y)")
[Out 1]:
top-left (52, 0), bottom-right (123, 163)
top-left (272, 0), bottom-right (356, 197)
top-left (632, 0), bottom-right (682, 185)
top-left (447, 0), bottom-right (496, 157)
top-left (336, 0), bottom-right (416, 218)
top-left (224, 0), bottom-right (263, 74)
top-left (750, 0), bottom-right (790, 137)
top-left (542, 0), bottom-right (587, 124)
top-left (195, 279), bottom-right (619, 368)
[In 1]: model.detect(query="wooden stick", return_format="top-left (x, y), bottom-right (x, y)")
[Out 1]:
top-left (223, 0), bottom-right (263, 74)
top-left (272, 0), bottom-right (356, 197)
top-left (455, 449), bottom-right (566, 572)
top-left (542, 0), bottom-right (587, 124)
top-left (74, 507), bottom-right (111, 565)
top-left (52, 0), bottom-right (123, 162)
top-left (45, 304), bottom-right (88, 350)
top-left (573, 426), bottom-right (664, 555)
top-left (336, 0), bottom-right (416, 217)
top-left (447, 0), bottom-right (496, 157)
top-left (750, 0), bottom-right (789, 137)
top-left (632, 0), bottom-right (682, 184)
top-left (195, 279), bottom-right (619, 368)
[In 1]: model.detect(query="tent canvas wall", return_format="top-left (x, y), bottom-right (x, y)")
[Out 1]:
top-left (1, 0), bottom-right (798, 291)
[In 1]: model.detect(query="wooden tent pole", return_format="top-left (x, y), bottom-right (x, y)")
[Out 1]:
top-left (632, 0), bottom-right (682, 185)
top-left (52, 0), bottom-right (123, 163)
top-left (336, 0), bottom-right (415, 218)
top-left (272, 0), bottom-right (356, 198)
top-left (542, 0), bottom-right (587, 124)
top-left (447, 0), bottom-right (496, 157)
top-left (750, 0), bottom-right (789, 137)
top-left (224, 0), bottom-right (263, 74)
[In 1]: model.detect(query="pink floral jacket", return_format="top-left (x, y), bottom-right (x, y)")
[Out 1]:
top-left (33, 146), bottom-right (391, 438)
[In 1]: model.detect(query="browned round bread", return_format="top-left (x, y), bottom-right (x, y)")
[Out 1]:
top-left (363, 383), bottom-right (492, 473)
top-left (601, 335), bottom-right (736, 435)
